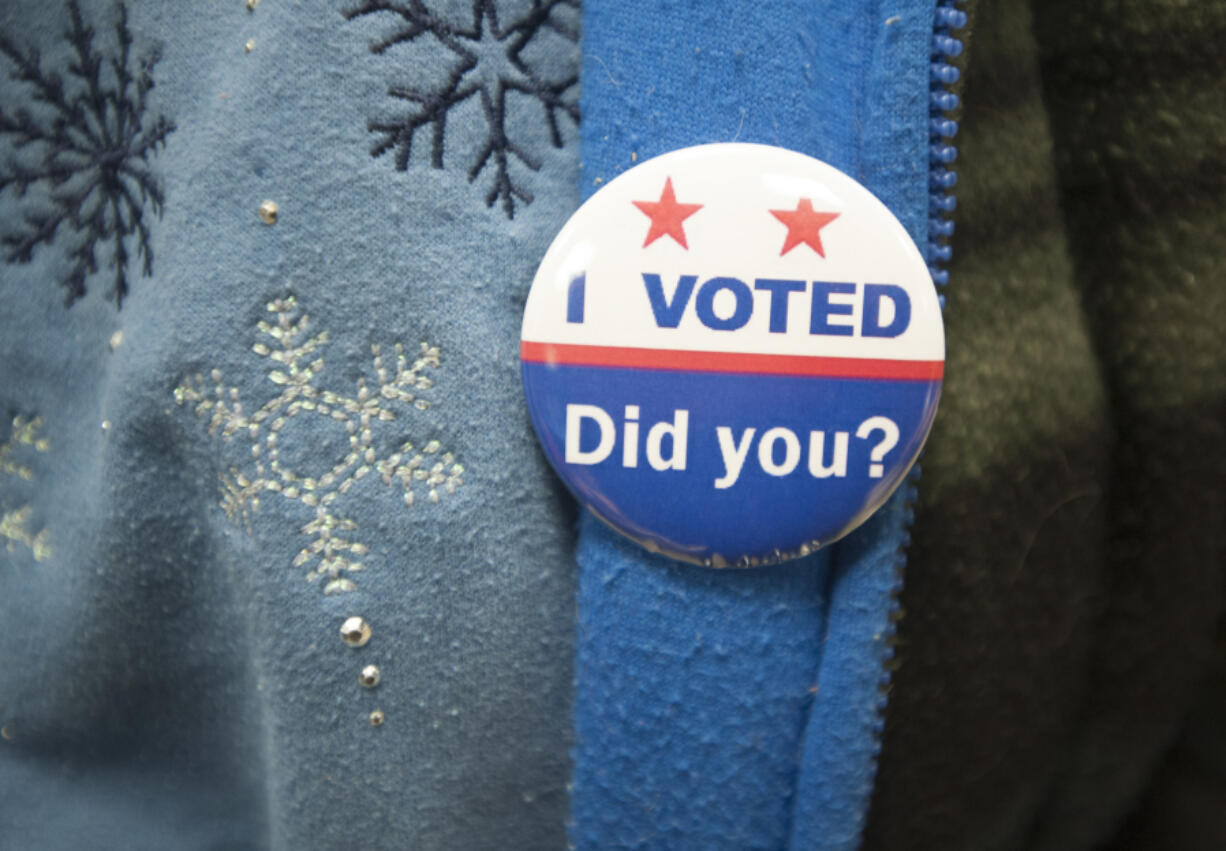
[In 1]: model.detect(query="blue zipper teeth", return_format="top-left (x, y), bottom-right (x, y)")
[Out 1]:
top-left (876, 0), bottom-right (966, 732)
top-left (927, 1), bottom-right (966, 307)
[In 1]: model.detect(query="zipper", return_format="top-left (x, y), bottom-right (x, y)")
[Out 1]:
top-left (927, 1), bottom-right (967, 304)
top-left (873, 0), bottom-right (967, 769)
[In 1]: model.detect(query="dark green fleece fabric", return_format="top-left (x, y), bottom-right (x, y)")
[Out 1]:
top-left (864, 1), bottom-right (1226, 849)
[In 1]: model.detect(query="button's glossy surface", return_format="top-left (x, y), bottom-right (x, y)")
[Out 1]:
top-left (521, 143), bottom-right (943, 567)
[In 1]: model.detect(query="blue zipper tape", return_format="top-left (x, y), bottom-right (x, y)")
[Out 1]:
top-left (569, 3), bottom-right (965, 849)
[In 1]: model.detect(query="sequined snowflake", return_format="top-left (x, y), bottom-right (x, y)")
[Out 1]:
top-left (174, 296), bottom-right (465, 594)
top-left (343, 0), bottom-right (579, 217)
top-left (0, 1), bottom-right (175, 307)
top-left (0, 415), bottom-right (51, 562)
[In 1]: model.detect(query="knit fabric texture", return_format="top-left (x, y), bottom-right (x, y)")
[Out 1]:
top-left (0, 1), bottom-right (581, 848)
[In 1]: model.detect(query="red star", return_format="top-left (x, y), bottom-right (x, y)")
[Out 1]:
top-left (632, 177), bottom-right (703, 249)
top-left (769, 199), bottom-right (840, 257)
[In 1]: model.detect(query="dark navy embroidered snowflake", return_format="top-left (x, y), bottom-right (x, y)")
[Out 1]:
top-left (0, 2), bottom-right (175, 307)
top-left (343, 0), bottom-right (579, 218)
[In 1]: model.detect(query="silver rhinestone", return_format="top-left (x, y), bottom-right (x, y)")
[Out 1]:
top-left (359, 665), bottom-right (381, 688)
top-left (340, 616), bottom-right (371, 647)
top-left (246, 0), bottom-right (258, 10)
top-left (244, 39), bottom-right (256, 53)
top-left (258, 200), bottom-right (278, 225)
top-left (369, 709), bottom-right (385, 727)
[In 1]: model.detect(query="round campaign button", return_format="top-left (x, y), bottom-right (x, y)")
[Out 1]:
top-left (521, 143), bottom-right (943, 567)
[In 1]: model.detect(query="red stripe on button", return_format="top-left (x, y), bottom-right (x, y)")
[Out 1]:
top-left (520, 341), bottom-right (944, 381)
